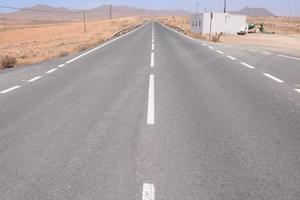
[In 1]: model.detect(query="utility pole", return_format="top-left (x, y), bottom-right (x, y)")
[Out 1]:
top-left (109, 5), bottom-right (112, 20)
top-left (209, 12), bottom-right (213, 41)
top-left (224, 0), bottom-right (227, 13)
top-left (83, 10), bottom-right (86, 33)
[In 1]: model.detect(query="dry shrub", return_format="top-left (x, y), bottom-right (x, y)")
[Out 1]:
top-left (188, 32), bottom-right (207, 40)
top-left (212, 35), bottom-right (219, 42)
top-left (0, 55), bottom-right (17, 69)
top-left (58, 51), bottom-right (69, 57)
top-left (77, 44), bottom-right (90, 52)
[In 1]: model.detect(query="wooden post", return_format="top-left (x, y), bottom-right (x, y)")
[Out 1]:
top-left (109, 5), bottom-right (112, 20)
top-left (83, 11), bottom-right (86, 33)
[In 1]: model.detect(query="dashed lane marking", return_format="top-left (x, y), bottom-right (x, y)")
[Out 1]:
top-left (150, 52), bottom-right (154, 67)
top-left (58, 64), bottom-right (65, 68)
top-left (147, 75), bottom-right (155, 125)
top-left (294, 89), bottom-right (300, 93)
top-left (142, 183), bottom-right (155, 200)
top-left (263, 73), bottom-right (285, 83)
top-left (46, 68), bottom-right (58, 74)
top-left (28, 76), bottom-right (42, 82)
top-left (240, 62), bottom-right (255, 69)
top-left (278, 54), bottom-right (300, 61)
top-left (227, 55), bottom-right (237, 60)
top-left (0, 86), bottom-right (21, 94)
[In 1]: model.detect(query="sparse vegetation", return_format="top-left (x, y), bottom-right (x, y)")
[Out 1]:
top-left (0, 17), bottom-right (144, 68)
top-left (211, 35), bottom-right (219, 42)
top-left (77, 44), bottom-right (90, 52)
top-left (58, 51), bottom-right (69, 57)
top-left (0, 55), bottom-right (17, 69)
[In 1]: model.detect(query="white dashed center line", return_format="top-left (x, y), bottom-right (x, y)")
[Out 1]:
top-left (0, 86), bottom-right (21, 94)
top-left (152, 43), bottom-right (154, 51)
top-left (263, 73), bottom-right (285, 83)
top-left (227, 55), bottom-right (237, 60)
top-left (240, 62), bottom-right (255, 69)
top-left (46, 68), bottom-right (58, 74)
top-left (28, 76), bottom-right (42, 82)
top-left (147, 74), bottom-right (155, 125)
top-left (142, 183), bottom-right (155, 200)
top-left (216, 50), bottom-right (224, 54)
top-left (150, 52), bottom-right (154, 67)
top-left (209, 46), bottom-right (214, 50)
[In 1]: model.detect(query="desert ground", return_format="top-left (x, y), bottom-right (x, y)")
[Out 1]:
top-left (158, 16), bottom-right (300, 57)
top-left (1, 15), bottom-right (300, 69)
top-left (0, 17), bottom-right (144, 68)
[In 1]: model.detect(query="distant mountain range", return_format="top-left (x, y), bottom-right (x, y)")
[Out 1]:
top-left (0, 4), bottom-right (276, 23)
top-left (1, 4), bottom-right (191, 22)
top-left (231, 7), bottom-right (274, 17)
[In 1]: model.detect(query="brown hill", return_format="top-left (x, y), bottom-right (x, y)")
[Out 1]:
top-left (232, 7), bottom-right (274, 17)
top-left (2, 4), bottom-right (191, 23)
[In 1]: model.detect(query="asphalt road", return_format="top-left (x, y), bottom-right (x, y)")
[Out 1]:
top-left (0, 22), bottom-right (299, 200)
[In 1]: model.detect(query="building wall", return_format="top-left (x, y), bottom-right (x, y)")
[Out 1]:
top-left (191, 13), bottom-right (246, 35)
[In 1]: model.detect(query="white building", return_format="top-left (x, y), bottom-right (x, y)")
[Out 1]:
top-left (191, 12), bottom-right (247, 35)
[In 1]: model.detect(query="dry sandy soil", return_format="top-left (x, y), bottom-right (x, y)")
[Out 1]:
top-left (158, 16), bottom-right (300, 57)
top-left (1, 15), bottom-right (299, 69)
top-left (0, 17), bottom-right (144, 68)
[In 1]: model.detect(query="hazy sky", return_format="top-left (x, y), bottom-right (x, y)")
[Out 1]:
top-left (0, 0), bottom-right (299, 16)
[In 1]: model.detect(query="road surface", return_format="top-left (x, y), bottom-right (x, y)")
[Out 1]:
top-left (0, 22), bottom-right (299, 200)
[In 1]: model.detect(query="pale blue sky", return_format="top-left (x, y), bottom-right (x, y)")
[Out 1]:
top-left (0, 0), bottom-right (299, 16)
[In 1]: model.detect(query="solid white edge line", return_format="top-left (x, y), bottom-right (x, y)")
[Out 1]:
top-left (216, 50), bottom-right (224, 54)
top-left (150, 52), bottom-right (154, 67)
top-left (142, 183), bottom-right (155, 200)
top-left (28, 76), bottom-right (42, 82)
top-left (65, 22), bottom-right (147, 64)
top-left (46, 68), bottom-right (58, 74)
top-left (0, 86), bottom-right (21, 94)
top-left (147, 75), bottom-right (155, 125)
top-left (227, 55), bottom-right (237, 60)
top-left (263, 73), bottom-right (285, 83)
top-left (240, 62), bottom-right (255, 69)
top-left (294, 89), bottom-right (300, 93)
top-left (278, 54), bottom-right (300, 61)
